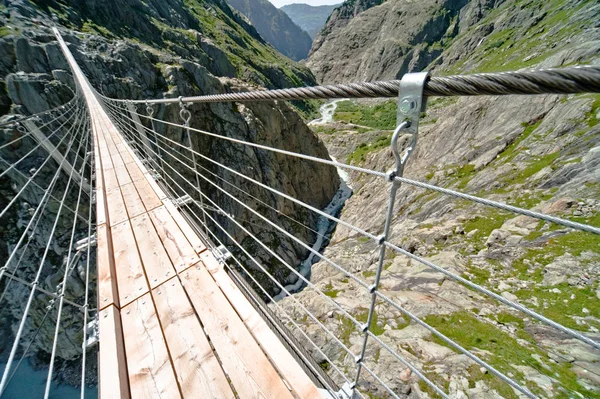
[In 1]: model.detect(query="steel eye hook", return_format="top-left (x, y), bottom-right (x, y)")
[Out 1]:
top-left (146, 102), bottom-right (155, 117)
top-left (178, 96), bottom-right (192, 126)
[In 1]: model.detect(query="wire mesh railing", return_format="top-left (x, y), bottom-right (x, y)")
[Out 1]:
top-left (96, 65), bottom-right (600, 398)
top-left (1, 26), bottom-right (600, 398)
top-left (0, 85), bottom-right (96, 398)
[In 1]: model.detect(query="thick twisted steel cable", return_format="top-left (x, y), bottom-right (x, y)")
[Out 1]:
top-left (0, 95), bottom-right (79, 130)
top-left (108, 66), bottom-right (600, 105)
top-left (0, 105), bottom-right (87, 220)
top-left (111, 105), bottom-right (449, 399)
top-left (0, 104), bottom-right (88, 286)
top-left (0, 104), bottom-right (89, 395)
top-left (44, 115), bottom-right (91, 399)
top-left (104, 101), bottom-right (331, 242)
top-left (108, 102), bottom-right (600, 238)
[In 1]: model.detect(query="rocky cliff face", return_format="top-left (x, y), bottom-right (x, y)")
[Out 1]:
top-left (0, 0), bottom-right (339, 386)
top-left (280, 3), bottom-right (340, 39)
top-left (308, 0), bottom-right (471, 83)
top-left (283, 0), bottom-right (600, 397)
top-left (226, 0), bottom-right (313, 61)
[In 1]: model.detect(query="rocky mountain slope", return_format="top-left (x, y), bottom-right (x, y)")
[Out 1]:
top-left (227, 0), bottom-right (313, 60)
top-left (282, 0), bottom-right (600, 397)
top-left (0, 0), bottom-right (338, 387)
top-left (280, 3), bottom-right (340, 38)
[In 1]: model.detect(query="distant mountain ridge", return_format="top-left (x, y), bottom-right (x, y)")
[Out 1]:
top-left (227, 0), bottom-right (313, 61)
top-left (280, 3), bottom-right (340, 39)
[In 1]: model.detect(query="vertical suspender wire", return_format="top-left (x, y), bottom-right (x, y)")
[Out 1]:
top-left (0, 103), bottom-right (87, 286)
top-left (80, 121), bottom-right (94, 399)
top-left (0, 101), bottom-right (87, 220)
top-left (349, 73), bottom-right (448, 398)
top-left (103, 99), bottom-right (452, 398)
top-left (0, 104), bottom-right (81, 180)
top-left (145, 102), bottom-right (167, 180)
top-left (179, 98), bottom-right (208, 235)
top-left (0, 101), bottom-right (88, 396)
top-left (44, 109), bottom-right (91, 398)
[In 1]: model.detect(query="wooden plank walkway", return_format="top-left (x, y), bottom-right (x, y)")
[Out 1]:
top-left (54, 28), bottom-right (322, 399)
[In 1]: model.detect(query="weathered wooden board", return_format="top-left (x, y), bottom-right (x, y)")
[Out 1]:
top-left (121, 293), bottom-right (181, 398)
top-left (97, 224), bottom-right (118, 310)
top-left (181, 265), bottom-right (294, 399)
top-left (152, 279), bottom-right (235, 398)
top-left (106, 187), bottom-right (129, 227)
top-left (204, 254), bottom-right (322, 399)
top-left (132, 178), bottom-right (162, 212)
top-left (119, 183), bottom-right (146, 220)
top-left (163, 200), bottom-right (206, 254)
top-left (111, 220), bottom-right (149, 307)
top-left (130, 212), bottom-right (175, 289)
top-left (148, 206), bottom-right (200, 273)
top-left (124, 161), bottom-right (146, 183)
top-left (98, 305), bottom-right (130, 399)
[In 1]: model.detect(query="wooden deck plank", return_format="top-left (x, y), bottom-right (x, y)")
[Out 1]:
top-left (181, 265), bottom-right (295, 399)
top-left (99, 305), bottom-right (130, 399)
top-left (148, 206), bottom-right (200, 273)
top-left (97, 224), bottom-right (119, 310)
top-left (124, 161), bottom-right (146, 182)
top-left (132, 178), bottom-right (163, 212)
top-left (130, 212), bottom-right (176, 289)
top-left (163, 200), bottom-right (206, 254)
top-left (102, 167), bottom-right (120, 192)
top-left (121, 293), bottom-right (181, 399)
top-left (120, 182), bottom-right (146, 219)
top-left (152, 279), bottom-right (235, 399)
top-left (203, 254), bottom-right (322, 399)
top-left (111, 220), bottom-right (149, 307)
top-left (106, 187), bottom-right (129, 227)
top-left (120, 150), bottom-right (135, 165)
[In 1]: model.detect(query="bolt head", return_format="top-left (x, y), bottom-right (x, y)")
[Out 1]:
top-left (399, 98), bottom-right (416, 114)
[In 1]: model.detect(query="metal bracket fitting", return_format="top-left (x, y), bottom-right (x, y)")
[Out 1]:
top-left (84, 317), bottom-right (99, 349)
top-left (214, 244), bottom-right (232, 263)
top-left (391, 71), bottom-right (429, 177)
top-left (173, 194), bottom-right (194, 207)
top-left (75, 234), bottom-right (97, 252)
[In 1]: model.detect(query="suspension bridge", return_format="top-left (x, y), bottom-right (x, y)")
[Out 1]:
top-left (0, 27), bottom-right (599, 398)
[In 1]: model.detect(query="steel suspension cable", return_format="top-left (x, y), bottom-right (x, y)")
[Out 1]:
top-left (108, 100), bottom-right (600, 237)
top-left (0, 102), bottom-right (89, 395)
top-left (44, 110), bottom-right (91, 399)
top-left (0, 103), bottom-right (88, 286)
top-left (0, 99), bottom-right (79, 148)
top-left (113, 105), bottom-right (537, 398)
top-left (0, 103), bottom-right (88, 220)
top-left (104, 102), bottom-right (331, 244)
top-left (102, 65), bottom-right (600, 104)
top-left (0, 102), bottom-right (81, 180)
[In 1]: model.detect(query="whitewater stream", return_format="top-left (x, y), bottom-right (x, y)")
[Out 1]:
top-left (273, 101), bottom-right (352, 301)
top-left (307, 99), bottom-right (345, 125)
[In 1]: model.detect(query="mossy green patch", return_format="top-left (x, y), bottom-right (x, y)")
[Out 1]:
top-left (346, 134), bottom-right (391, 164)
top-left (462, 209), bottom-right (512, 248)
top-left (334, 100), bottom-right (398, 130)
top-left (356, 308), bottom-right (385, 336)
top-left (515, 283), bottom-right (600, 332)
top-left (423, 310), bottom-right (599, 397)
top-left (324, 282), bottom-right (342, 298)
